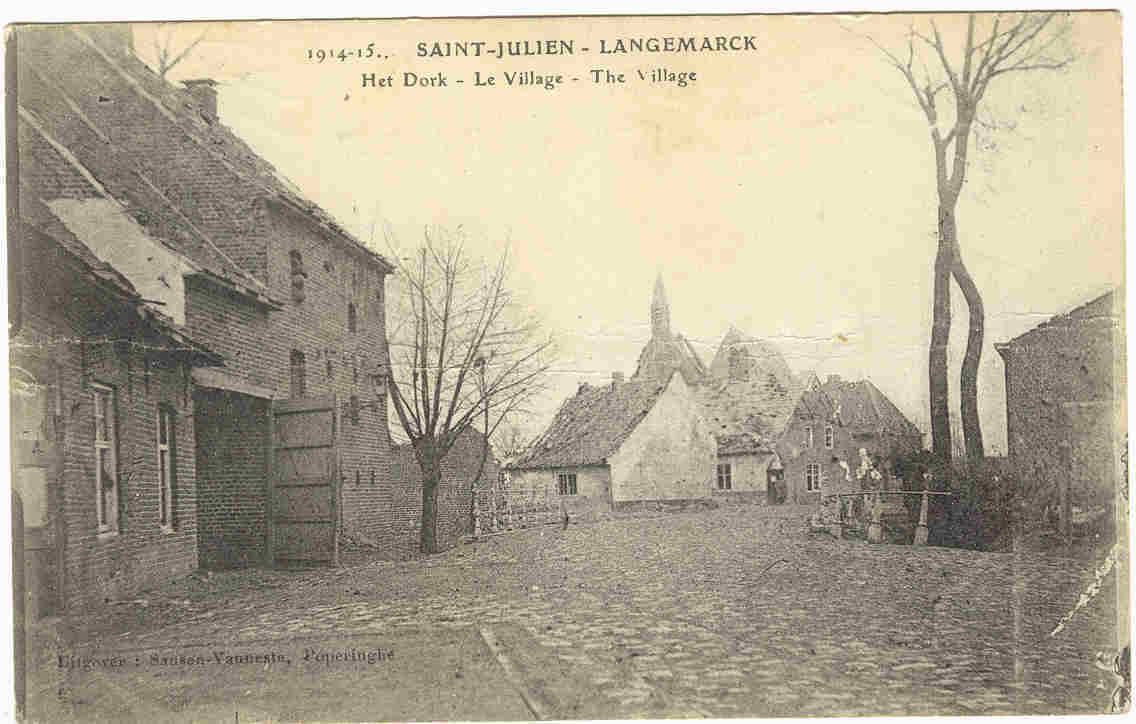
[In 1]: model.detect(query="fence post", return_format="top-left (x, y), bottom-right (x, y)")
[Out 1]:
top-left (914, 489), bottom-right (930, 545)
top-left (868, 490), bottom-right (883, 543)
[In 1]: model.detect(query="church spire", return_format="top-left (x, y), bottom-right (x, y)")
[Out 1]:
top-left (651, 273), bottom-right (670, 338)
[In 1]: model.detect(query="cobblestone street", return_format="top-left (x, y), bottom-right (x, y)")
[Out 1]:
top-left (31, 506), bottom-right (1121, 721)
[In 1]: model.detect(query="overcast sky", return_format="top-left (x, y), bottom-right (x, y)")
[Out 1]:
top-left (134, 13), bottom-right (1124, 451)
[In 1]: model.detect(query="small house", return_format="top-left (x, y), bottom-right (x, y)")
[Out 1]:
top-left (776, 375), bottom-right (922, 503)
top-left (509, 371), bottom-right (716, 516)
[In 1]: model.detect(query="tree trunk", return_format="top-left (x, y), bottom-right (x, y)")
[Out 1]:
top-left (950, 243), bottom-right (986, 461)
top-left (929, 204), bottom-right (955, 461)
top-left (420, 462), bottom-right (441, 554)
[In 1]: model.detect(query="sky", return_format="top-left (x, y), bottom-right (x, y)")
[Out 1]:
top-left (132, 13), bottom-right (1124, 452)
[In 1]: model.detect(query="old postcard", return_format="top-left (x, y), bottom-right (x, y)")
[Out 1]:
top-left (6, 11), bottom-right (1128, 721)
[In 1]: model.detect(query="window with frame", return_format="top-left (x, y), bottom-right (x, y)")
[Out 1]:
top-left (290, 349), bottom-right (307, 398)
top-left (716, 463), bottom-right (733, 490)
top-left (347, 302), bottom-right (357, 333)
top-left (93, 385), bottom-right (119, 533)
top-left (804, 425), bottom-right (814, 449)
top-left (157, 406), bottom-right (176, 529)
top-left (825, 425), bottom-right (834, 449)
top-left (805, 463), bottom-right (821, 492)
top-left (557, 472), bottom-right (578, 496)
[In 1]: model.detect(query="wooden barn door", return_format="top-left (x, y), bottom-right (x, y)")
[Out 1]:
top-left (269, 397), bottom-right (340, 567)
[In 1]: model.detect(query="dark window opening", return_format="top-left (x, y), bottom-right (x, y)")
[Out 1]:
top-left (557, 472), bottom-right (578, 496)
top-left (347, 303), bottom-right (357, 333)
top-left (716, 463), bottom-right (732, 490)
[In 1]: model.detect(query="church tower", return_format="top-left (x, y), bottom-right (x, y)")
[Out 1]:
top-left (650, 273), bottom-right (671, 339)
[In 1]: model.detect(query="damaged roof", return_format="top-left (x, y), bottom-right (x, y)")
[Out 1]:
top-left (792, 378), bottom-right (920, 437)
top-left (698, 328), bottom-right (802, 449)
top-left (632, 332), bottom-right (708, 386)
top-left (18, 115), bottom-right (220, 363)
top-left (15, 24), bottom-right (392, 309)
top-left (514, 374), bottom-right (674, 469)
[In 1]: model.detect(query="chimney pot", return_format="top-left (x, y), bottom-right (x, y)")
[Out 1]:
top-left (183, 79), bottom-right (218, 120)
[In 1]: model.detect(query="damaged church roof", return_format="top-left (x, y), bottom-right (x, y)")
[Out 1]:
top-left (793, 377), bottom-right (920, 437)
top-left (699, 327), bottom-right (802, 446)
top-left (514, 374), bottom-right (674, 469)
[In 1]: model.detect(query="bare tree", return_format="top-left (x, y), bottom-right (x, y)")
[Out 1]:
top-left (386, 227), bottom-right (553, 554)
top-left (867, 13), bottom-right (1074, 461)
top-left (152, 24), bottom-right (208, 79)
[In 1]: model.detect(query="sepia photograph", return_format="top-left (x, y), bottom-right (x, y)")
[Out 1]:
top-left (5, 9), bottom-right (1128, 721)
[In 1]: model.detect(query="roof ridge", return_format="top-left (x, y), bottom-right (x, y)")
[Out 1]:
top-left (70, 29), bottom-right (275, 294)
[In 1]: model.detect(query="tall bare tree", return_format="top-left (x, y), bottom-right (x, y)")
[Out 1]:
top-left (868, 13), bottom-right (1074, 460)
top-left (386, 227), bottom-right (553, 553)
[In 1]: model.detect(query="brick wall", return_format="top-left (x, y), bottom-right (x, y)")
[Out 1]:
top-left (385, 429), bottom-right (499, 555)
top-left (13, 234), bottom-right (200, 611)
top-left (263, 207), bottom-right (394, 546)
top-left (185, 206), bottom-right (396, 564)
top-left (193, 389), bottom-right (269, 568)
top-left (1000, 293), bottom-right (1125, 518)
top-left (777, 415), bottom-right (921, 504)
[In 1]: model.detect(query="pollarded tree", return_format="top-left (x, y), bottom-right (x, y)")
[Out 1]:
top-left (386, 227), bottom-right (553, 553)
top-left (869, 13), bottom-right (1074, 460)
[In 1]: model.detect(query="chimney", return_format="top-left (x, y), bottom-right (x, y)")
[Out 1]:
top-left (827, 374), bottom-right (842, 385)
top-left (183, 79), bottom-right (218, 121)
top-left (612, 372), bottom-right (625, 385)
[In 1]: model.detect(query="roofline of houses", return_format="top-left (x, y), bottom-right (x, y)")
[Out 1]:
top-left (18, 100), bottom-right (283, 311)
top-left (26, 221), bottom-right (224, 366)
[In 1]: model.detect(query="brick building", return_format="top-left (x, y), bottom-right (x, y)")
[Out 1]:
top-left (13, 110), bottom-right (222, 612)
top-left (776, 375), bottom-right (923, 504)
top-left (14, 24), bottom-right (415, 567)
top-left (995, 288), bottom-right (1126, 523)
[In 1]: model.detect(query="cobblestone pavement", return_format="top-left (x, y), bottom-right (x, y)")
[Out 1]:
top-left (46, 507), bottom-right (1121, 719)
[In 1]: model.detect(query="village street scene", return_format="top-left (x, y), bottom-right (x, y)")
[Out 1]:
top-left (7, 13), bottom-right (1129, 722)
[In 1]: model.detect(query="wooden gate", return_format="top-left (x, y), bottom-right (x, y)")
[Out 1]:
top-left (269, 396), bottom-right (340, 566)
